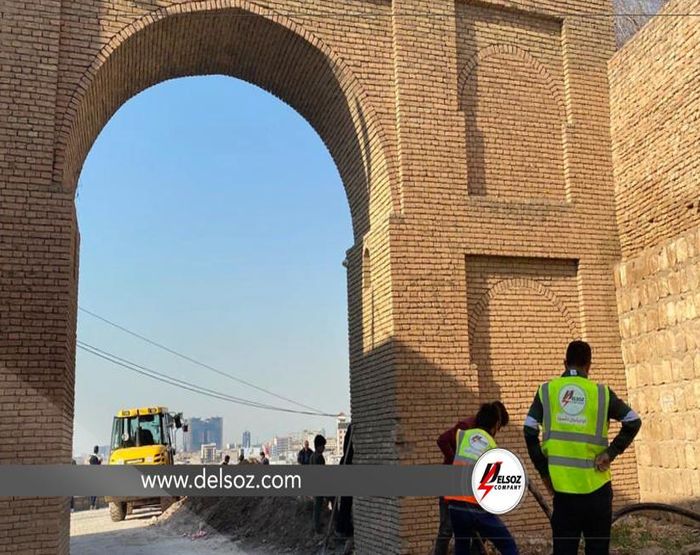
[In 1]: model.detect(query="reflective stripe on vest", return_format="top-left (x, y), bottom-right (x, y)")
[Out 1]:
top-left (444, 428), bottom-right (497, 504)
top-left (540, 377), bottom-right (611, 494)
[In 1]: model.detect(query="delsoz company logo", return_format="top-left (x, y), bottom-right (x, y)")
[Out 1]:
top-left (469, 433), bottom-right (490, 451)
top-left (470, 448), bottom-right (527, 514)
top-left (558, 384), bottom-right (587, 416)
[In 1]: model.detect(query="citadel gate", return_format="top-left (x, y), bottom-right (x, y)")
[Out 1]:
top-left (0, 1), bottom-right (634, 553)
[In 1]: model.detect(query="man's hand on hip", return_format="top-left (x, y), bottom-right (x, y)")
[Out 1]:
top-left (594, 452), bottom-right (611, 472)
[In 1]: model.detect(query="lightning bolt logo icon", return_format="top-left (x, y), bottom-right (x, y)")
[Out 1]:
top-left (561, 390), bottom-right (574, 407)
top-left (477, 461), bottom-right (502, 499)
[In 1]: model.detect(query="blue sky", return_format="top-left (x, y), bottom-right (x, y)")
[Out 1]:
top-left (73, 75), bottom-right (352, 455)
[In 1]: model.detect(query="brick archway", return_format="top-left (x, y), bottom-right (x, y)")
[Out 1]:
top-left (457, 44), bottom-right (567, 118)
top-left (2, 2), bottom-right (405, 553)
top-left (54, 0), bottom-right (400, 240)
top-left (56, 3), bottom-right (402, 553)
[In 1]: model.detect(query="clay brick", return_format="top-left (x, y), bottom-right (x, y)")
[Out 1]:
top-left (687, 415), bottom-right (699, 442)
top-left (686, 444), bottom-right (698, 471)
top-left (657, 360), bottom-right (673, 385)
top-left (691, 470), bottom-right (700, 497)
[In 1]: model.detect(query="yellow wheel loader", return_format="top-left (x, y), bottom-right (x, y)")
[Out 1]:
top-left (106, 406), bottom-right (185, 522)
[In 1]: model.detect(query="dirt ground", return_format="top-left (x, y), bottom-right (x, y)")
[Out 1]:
top-left (72, 500), bottom-right (699, 555)
top-left (70, 507), bottom-right (257, 554)
top-left (159, 496), bottom-right (348, 554)
top-left (155, 499), bottom-right (700, 555)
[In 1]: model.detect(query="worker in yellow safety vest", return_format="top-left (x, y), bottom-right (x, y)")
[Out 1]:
top-left (524, 340), bottom-right (642, 555)
top-left (444, 402), bottom-right (518, 555)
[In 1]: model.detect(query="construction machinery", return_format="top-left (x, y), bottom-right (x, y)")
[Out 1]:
top-left (105, 406), bottom-right (185, 522)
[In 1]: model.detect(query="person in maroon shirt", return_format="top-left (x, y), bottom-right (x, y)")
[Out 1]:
top-left (433, 401), bottom-right (510, 555)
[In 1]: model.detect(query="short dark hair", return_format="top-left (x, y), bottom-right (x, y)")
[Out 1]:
top-left (314, 434), bottom-right (326, 450)
top-left (93, 445), bottom-right (99, 454)
top-left (566, 340), bottom-right (592, 368)
top-left (475, 403), bottom-right (500, 432)
top-left (493, 401), bottom-right (509, 427)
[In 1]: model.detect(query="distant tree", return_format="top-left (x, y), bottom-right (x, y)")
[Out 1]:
top-left (614, 0), bottom-right (668, 48)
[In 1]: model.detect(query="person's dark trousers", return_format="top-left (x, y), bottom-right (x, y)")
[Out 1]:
top-left (89, 496), bottom-right (97, 509)
top-left (435, 498), bottom-right (485, 555)
top-left (336, 496), bottom-right (353, 536)
top-left (551, 481), bottom-right (613, 555)
top-left (434, 497), bottom-right (453, 555)
top-left (448, 502), bottom-right (518, 555)
top-left (313, 496), bottom-right (324, 533)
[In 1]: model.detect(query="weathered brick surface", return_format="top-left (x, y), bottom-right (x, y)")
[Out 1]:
top-left (609, 0), bottom-right (700, 259)
top-left (0, 0), bottom-right (643, 553)
top-left (457, 4), bottom-right (567, 201)
top-left (614, 228), bottom-right (700, 509)
top-left (610, 0), bottom-right (700, 513)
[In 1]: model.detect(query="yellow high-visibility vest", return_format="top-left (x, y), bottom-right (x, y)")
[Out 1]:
top-left (444, 427), bottom-right (497, 504)
top-left (540, 376), bottom-right (611, 494)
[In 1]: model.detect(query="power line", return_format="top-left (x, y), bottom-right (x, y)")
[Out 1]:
top-left (78, 340), bottom-right (280, 411)
top-left (77, 340), bottom-right (337, 417)
top-left (78, 306), bottom-right (326, 414)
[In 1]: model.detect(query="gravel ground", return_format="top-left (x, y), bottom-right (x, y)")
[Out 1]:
top-left (70, 507), bottom-right (256, 554)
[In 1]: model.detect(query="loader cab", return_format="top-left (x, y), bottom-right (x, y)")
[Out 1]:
top-left (109, 407), bottom-right (181, 465)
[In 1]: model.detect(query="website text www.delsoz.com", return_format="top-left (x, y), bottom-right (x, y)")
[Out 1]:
top-left (140, 468), bottom-right (302, 492)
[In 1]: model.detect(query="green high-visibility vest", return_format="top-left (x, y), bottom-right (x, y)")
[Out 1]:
top-left (444, 428), bottom-right (497, 503)
top-left (455, 427), bottom-right (497, 465)
top-left (539, 376), bottom-right (611, 494)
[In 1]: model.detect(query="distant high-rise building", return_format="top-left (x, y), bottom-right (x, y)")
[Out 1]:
top-left (242, 430), bottom-right (251, 449)
top-left (200, 443), bottom-right (218, 464)
top-left (185, 417), bottom-right (223, 452)
top-left (336, 413), bottom-right (350, 456)
top-left (325, 437), bottom-right (338, 456)
top-left (272, 435), bottom-right (294, 458)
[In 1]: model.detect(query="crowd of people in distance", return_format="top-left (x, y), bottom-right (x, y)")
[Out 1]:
top-left (221, 450), bottom-right (269, 465)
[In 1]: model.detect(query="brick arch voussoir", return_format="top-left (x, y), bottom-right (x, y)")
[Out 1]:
top-left (54, 0), bottom-right (400, 238)
top-left (457, 43), bottom-right (566, 120)
top-left (468, 278), bottom-right (579, 340)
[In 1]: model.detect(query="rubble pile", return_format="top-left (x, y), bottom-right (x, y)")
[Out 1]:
top-left (159, 496), bottom-right (333, 554)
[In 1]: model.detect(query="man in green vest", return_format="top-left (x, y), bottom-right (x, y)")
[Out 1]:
top-left (523, 340), bottom-right (641, 555)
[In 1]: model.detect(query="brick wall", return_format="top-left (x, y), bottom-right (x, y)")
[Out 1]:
top-left (609, 0), bottom-right (700, 259)
top-left (0, 0), bottom-right (75, 553)
top-left (614, 230), bottom-right (700, 508)
top-left (0, 0), bottom-right (636, 553)
top-left (389, 1), bottom-right (633, 551)
top-left (610, 0), bottom-right (700, 511)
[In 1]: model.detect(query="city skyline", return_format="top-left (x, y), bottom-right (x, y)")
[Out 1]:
top-left (74, 415), bottom-right (345, 458)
